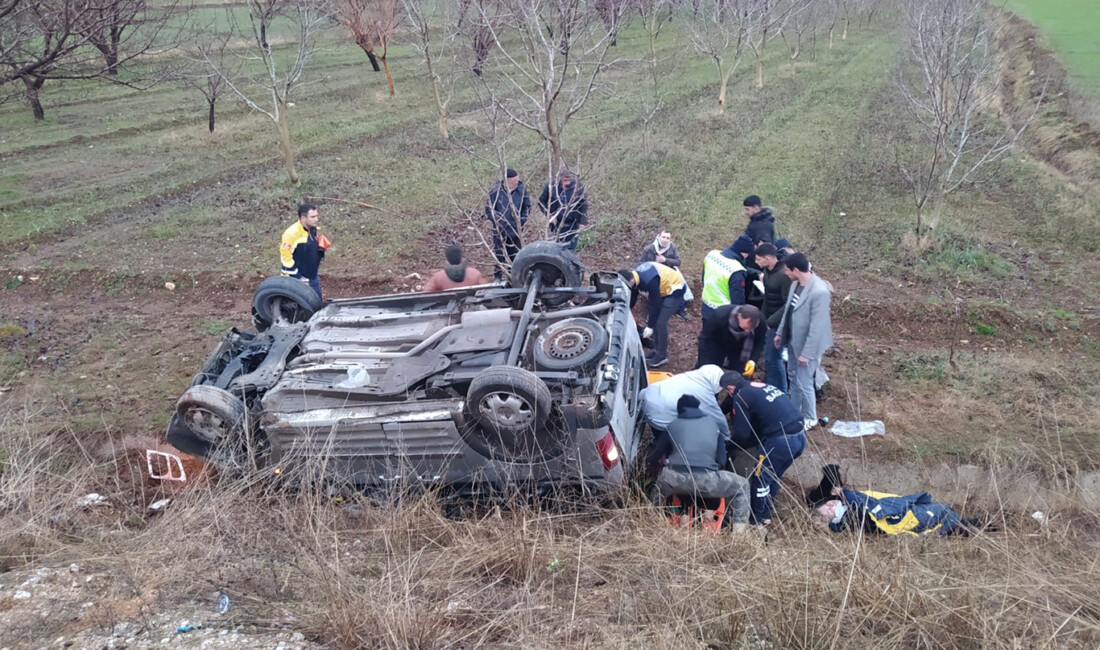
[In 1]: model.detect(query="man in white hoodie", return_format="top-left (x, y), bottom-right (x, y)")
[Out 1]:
top-left (639, 364), bottom-right (736, 437)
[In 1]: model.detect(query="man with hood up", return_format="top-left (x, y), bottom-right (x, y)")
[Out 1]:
top-left (699, 234), bottom-right (753, 320)
top-left (485, 168), bottom-right (531, 280)
top-left (422, 244), bottom-right (488, 291)
top-left (742, 195), bottom-right (776, 245)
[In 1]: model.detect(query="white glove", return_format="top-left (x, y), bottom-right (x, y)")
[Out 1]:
top-left (641, 327), bottom-right (653, 339)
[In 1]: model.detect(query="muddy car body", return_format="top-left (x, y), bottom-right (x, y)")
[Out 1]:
top-left (167, 243), bottom-right (648, 496)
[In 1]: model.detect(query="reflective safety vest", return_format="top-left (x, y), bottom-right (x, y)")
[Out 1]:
top-left (700, 250), bottom-right (745, 309)
top-left (859, 490), bottom-right (941, 536)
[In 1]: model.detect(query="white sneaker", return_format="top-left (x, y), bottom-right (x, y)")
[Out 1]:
top-left (803, 418), bottom-right (818, 431)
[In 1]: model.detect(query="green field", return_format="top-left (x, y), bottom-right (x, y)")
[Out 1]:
top-left (1007, 0), bottom-right (1100, 95)
top-left (2, 7), bottom-right (1100, 648)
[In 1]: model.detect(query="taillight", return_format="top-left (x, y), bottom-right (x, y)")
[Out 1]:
top-left (596, 430), bottom-right (621, 471)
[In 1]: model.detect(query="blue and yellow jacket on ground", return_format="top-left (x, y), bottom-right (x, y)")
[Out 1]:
top-left (832, 489), bottom-right (962, 536)
top-left (632, 261), bottom-right (685, 298)
top-left (701, 247), bottom-right (746, 309)
top-left (280, 221), bottom-right (327, 280)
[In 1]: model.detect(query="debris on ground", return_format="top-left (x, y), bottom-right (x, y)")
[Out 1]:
top-left (828, 420), bottom-right (886, 438)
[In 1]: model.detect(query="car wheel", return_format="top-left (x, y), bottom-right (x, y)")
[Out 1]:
top-left (509, 241), bottom-right (583, 306)
top-left (175, 385), bottom-right (248, 445)
top-left (175, 385), bottom-right (268, 473)
top-left (465, 366), bottom-right (565, 462)
top-left (532, 318), bottom-right (608, 372)
top-left (252, 276), bottom-right (323, 331)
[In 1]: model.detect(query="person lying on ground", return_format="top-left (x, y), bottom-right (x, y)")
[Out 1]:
top-left (807, 465), bottom-right (990, 537)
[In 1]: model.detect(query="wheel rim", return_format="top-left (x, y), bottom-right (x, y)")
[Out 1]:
top-left (542, 325), bottom-right (593, 361)
top-left (270, 296), bottom-right (304, 326)
top-left (480, 392), bottom-right (536, 429)
top-left (183, 406), bottom-right (236, 443)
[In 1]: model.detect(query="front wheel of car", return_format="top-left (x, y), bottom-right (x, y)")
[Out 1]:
top-left (175, 385), bottom-right (248, 445)
top-left (465, 366), bottom-right (565, 462)
top-left (175, 385), bottom-right (266, 474)
top-left (252, 276), bottom-right (323, 331)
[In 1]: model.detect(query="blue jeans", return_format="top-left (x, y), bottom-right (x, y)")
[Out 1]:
top-left (308, 276), bottom-right (322, 300)
top-left (750, 430), bottom-right (806, 523)
top-left (764, 328), bottom-right (787, 392)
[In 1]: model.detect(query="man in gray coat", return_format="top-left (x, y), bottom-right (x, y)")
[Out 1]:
top-left (775, 252), bottom-right (833, 430)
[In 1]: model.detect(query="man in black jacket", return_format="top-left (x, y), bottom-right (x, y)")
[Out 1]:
top-left (539, 170), bottom-right (588, 251)
top-left (646, 394), bottom-right (750, 527)
top-left (696, 304), bottom-right (762, 371)
top-left (724, 373), bottom-right (806, 525)
top-left (755, 242), bottom-right (793, 391)
top-left (485, 168), bottom-right (531, 280)
top-left (742, 195), bottom-right (776, 245)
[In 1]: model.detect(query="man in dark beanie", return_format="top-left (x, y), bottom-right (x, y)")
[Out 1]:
top-left (646, 393), bottom-right (750, 528)
top-left (742, 195), bottom-right (776, 245)
top-left (755, 242), bottom-right (793, 391)
top-left (485, 167), bottom-right (531, 280)
top-left (722, 373), bottom-right (806, 525)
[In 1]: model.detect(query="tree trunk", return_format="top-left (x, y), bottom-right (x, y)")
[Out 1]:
top-left (424, 51), bottom-right (448, 139)
top-left (94, 41), bottom-right (120, 75)
top-left (276, 114), bottom-right (300, 186)
top-left (363, 48), bottom-right (381, 72)
top-left (22, 75), bottom-right (45, 120)
top-left (381, 56), bottom-right (395, 96)
top-left (716, 61), bottom-right (727, 115)
top-left (208, 99), bottom-right (216, 133)
top-left (755, 28), bottom-right (768, 88)
top-left (829, 25), bottom-right (834, 49)
top-left (842, 17), bottom-right (849, 40)
top-left (914, 203), bottom-right (923, 241)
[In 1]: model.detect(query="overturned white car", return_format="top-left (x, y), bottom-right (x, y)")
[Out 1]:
top-left (167, 242), bottom-right (649, 496)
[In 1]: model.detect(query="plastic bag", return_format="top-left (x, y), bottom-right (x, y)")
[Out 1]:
top-left (828, 420), bottom-right (886, 438)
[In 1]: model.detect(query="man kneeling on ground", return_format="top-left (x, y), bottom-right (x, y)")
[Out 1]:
top-left (646, 394), bottom-right (750, 528)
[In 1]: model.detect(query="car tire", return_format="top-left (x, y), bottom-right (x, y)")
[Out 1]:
top-left (465, 366), bottom-right (563, 462)
top-left (252, 276), bottom-right (323, 330)
top-left (509, 241), bottom-right (583, 306)
top-left (175, 385), bottom-right (248, 445)
top-left (532, 318), bottom-right (608, 372)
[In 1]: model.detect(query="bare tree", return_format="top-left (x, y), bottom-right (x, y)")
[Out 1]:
top-left (1, 0), bottom-right (178, 119)
top-left (746, 0), bottom-right (811, 89)
top-left (780, 0), bottom-right (823, 70)
top-left (399, 0), bottom-right (461, 138)
top-left (685, 0), bottom-right (755, 115)
top-left (632, 0), bottom-right (677, 152)
top-left (78, 0), bottom-right (150, 75)
top-left (470, 0), bottom-right (625, 171)
top-left (334, 0), bottom-right (397, 95)
top-left (203, 0), bottom-right (330, 186)
top-left (181, 17), bottom-right (239, 133)
top-left (894, 0), bottom-right (1041, 244)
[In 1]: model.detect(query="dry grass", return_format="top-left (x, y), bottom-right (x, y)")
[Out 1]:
top-left (2, 406), bottom-right (1099, 649)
